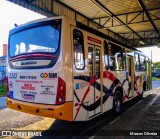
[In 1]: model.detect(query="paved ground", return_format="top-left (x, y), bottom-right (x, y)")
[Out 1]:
top-left (29, 88), bottom-right (160, 139)
top-left (87, 88), bottom-right (160, 139)
top-left (0, 109), bottom-right (44, 131)
top-left (0, 97), bottom-right (44, 132)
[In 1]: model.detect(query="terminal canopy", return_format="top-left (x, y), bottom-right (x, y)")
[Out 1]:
top-left (8, 0), bottom-right (160, 48)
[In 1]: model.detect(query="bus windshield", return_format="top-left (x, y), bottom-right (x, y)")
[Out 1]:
top-left (9, 21), bottom-right (61, 57)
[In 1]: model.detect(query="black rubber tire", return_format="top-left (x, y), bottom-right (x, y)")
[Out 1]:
top-left (113, 91), bottom-right (122, 115)
top-left (139, 82), bottom-right (146, 99)
top-left (139, 90), bottom-right (144, 99)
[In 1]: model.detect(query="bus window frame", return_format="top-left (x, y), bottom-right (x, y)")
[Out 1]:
top-left (134, 52), bottom-right (147, 72)
top-left (122, 48), bottom-right (127, 71)
top-left (9, 20), bottom-right (62, 58)
top-left (73, 29), bottom-right (85, 70)
top-left (103, 40), bottom-right (109, 70)
top-left (139, 55), bottom-right (146, 71)
top-left (134, 53), bottom-right (140, 71)
top-left (108, 42), bottom-right (125, 71)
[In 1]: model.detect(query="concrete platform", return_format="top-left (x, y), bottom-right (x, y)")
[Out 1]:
top-left (91, 88), bottom-right (160, 139)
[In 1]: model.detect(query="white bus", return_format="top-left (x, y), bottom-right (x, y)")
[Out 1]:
top-left (6, 16), bottom-right (152, 121)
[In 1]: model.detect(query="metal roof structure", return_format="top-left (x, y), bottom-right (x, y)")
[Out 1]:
top-left (8, 0), bottom-right (160, 48)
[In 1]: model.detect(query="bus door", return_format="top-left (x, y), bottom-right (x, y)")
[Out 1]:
top-left (127, 56), bottom-right (135, 98)
top-left (88, 44), bottom-right (102, 118)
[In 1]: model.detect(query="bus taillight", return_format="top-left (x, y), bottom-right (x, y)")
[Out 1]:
top-left (6, 77), bottom-right (9, 97)
top-left (56, 77), bottom-right (66, 105)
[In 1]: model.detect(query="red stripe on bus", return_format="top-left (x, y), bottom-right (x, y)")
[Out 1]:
top-left (10, 54), bottom-right (58, 61)
top-left (87, 36), bottom-right (102, 44)
top-left (103, 71), bottom-right (116, 82)
top-left (74, 75), bottom-right (97, 121)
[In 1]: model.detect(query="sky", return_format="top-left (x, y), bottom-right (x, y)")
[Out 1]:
top-left (137, 47), bottom-right (160, 63)
top-left (0, 0), bottom-right (160, 62)
top-left (0, 0), bottom-right (45, 56)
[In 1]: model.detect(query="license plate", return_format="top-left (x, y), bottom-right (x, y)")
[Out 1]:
top-left (23, 94), bottom-right (35, 101)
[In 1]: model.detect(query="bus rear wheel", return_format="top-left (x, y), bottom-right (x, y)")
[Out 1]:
top-left (139, 82), bottom-right (146, 99)
top-left (113, 91), bottom-right (122, 115)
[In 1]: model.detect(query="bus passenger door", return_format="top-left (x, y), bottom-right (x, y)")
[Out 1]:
top-left (127, 56), bottom-right (135, 98)
top-left (88, 44), bottom-right (102, 118)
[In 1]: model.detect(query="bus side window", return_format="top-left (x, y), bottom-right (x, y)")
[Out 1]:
top-left (108, 43), bottom-right (123, 71)
top-left (108, 44), bottom-right (117, 70)
top-left (95, 49), bottom-right (100, 78)
top-left (135, 53), bottom-right (140, 71)
top-left (88, 47), bottom-right (93, 78)
top-left (109, 56), bottom-right (117, 70)
top-left (73, 29), bottom-right (85, 70)
top-left (104, 41), bottom-right (109, 70)
top-left (140, 55), bottom-right (146, 71)
top-left (123, 48), bottom-right (126, 70)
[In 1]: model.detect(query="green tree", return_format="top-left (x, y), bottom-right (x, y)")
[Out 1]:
top-left (154, 62), bottom-right (160, 70)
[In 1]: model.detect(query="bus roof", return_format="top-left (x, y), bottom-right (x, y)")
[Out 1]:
top-left (9, 16), bottom-right (64, 36)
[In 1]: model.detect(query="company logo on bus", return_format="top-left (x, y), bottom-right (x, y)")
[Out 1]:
top-left (40, 73), bottom-right (48, 78)
top-left (40, 73), bottom-right (57, 78)
top-left (21, 61), bottom-right (37, 65)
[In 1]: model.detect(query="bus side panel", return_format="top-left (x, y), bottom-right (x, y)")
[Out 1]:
top-left (72, 28), bottom-right (115, 121)
top-left (102, 76), bottom-right (114, 112)
top-left (59, 17), bottom-right (75, 121)
top-left (71, 26), bottom-right (90, 121)
top-left (61, 17), bottom-right (73, 103)
top-left (134, 72), bottom-right (144, 97)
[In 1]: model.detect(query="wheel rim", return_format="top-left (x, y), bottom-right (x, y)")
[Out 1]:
top-left (115, 95), bottom-right (121, 112)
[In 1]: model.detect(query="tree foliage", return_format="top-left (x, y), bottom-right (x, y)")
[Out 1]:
top-left (153, 62), bottom-right (160, 70)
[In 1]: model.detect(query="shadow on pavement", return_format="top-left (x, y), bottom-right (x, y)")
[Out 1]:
top-left (32, 96), bottom-right (143, 139)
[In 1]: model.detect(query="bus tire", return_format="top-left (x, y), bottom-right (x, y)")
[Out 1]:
top-left (113, 91), bottom-right (122, 115)
top-left (140, 82), bottom-right (145, 99)
top-left (140, 88), bottom-right (144, 99)
top-left (143, 81), bottom-right (146, 91)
